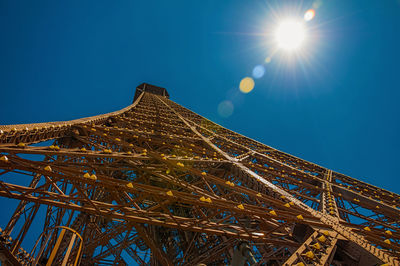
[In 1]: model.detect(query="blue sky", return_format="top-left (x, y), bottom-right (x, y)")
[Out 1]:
top-left (1, 0), bottom-right (399, 194)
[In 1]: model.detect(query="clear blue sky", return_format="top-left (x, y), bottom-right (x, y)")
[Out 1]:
top-left (0, 0), bottom-right (399, 194)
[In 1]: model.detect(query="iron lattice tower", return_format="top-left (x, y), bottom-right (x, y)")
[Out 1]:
top-left (0, 83), bottom-right (399, 266)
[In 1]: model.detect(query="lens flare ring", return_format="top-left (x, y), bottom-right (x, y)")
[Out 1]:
top-left (217, 100), bottom-right (234, 118)
top-left (239, 77), bottom-right (255, 93)
top-left (304, 9), bottom-right (316, 21)
top-left (252, 65), bottom-right (265, 79)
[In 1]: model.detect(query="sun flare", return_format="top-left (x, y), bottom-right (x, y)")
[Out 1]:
top-left (275, 20), bottom-right (306, 51)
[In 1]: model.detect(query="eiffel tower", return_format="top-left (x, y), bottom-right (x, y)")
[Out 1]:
top-left (0, 83), bottom-right (398, 265)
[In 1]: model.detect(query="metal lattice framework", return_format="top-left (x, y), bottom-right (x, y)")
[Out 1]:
top-left (0, 83), bottom-right (399, 265)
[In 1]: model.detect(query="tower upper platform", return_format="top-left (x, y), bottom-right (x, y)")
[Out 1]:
top-left (133, 83), bottom-right (170, 102)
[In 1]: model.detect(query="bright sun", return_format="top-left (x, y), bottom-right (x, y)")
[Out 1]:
top-left (275, 20), bottom-right (306, 51)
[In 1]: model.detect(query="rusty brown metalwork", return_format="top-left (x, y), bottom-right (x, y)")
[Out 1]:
top-left (0, 83), bottom-right (399, 265)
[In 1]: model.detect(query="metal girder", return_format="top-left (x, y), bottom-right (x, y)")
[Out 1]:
top-left (132, 223), bottom-right (173, 266)
top-left (283, 230), bottom-right (338, 266)
top-left (0, 180), bottom-right (303, 247)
